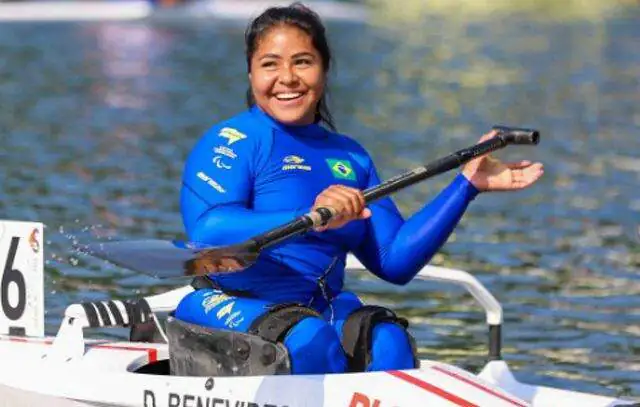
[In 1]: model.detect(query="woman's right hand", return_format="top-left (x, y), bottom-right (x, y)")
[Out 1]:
top-left (311, 185), bottom-right (371, 231)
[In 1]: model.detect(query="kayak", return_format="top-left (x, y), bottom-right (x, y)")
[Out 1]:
top-left (0, 220), bottom-right (635, 407)
top-left (0, 0), bottom-right (367, 22)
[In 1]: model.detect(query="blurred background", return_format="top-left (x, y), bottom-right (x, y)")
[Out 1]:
top-left (0, 0), bottom-right (638, 398)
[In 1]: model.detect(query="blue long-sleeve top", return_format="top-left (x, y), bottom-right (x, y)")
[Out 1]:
top-left (181, 106), bottom-right (479, 305)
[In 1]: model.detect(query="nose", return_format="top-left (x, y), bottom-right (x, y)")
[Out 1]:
top-left (278, 63), bottom-right (298, 85)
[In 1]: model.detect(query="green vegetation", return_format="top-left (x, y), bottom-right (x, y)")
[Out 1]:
top-left (366, 0), bottom-right (636, 23)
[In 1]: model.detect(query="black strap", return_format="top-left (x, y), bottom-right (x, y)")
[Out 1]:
top-left (191, 276), bottom-right (216, 290)
top-left (81, 302), bottom-right (100, 327)
top-left (341, 305), bottom-right (410, 372)
top-left (119, 298), bottom-right (152, 325)
top-left (107, 301), bottom-right (125, 326)
top-left (130, 320), bottom-right (161, 343)
top-left (132, 299), bottom-right (152, 324)
top-left (82, 299), bottom-right (153, 328)
top-left (123, 301), bottom-right (135, 325)
top-left (126, 299), bottom-right (163, 343)
top-left (248, 303), bottom-right (320, 343)
top-left (94, 301), bottom-right (112, 326)
top-left (190, 276), bottom-right (254, 298)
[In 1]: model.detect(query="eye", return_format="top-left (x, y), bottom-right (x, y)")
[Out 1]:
top-left (260, 60), bottom-right (277, 69)
top-left (294, 58), bottom-right (313, 67)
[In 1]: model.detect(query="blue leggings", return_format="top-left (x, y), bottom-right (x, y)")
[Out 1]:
top-left (174, 289), bottom-right (416, 374)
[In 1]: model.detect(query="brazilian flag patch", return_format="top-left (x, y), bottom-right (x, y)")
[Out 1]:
top-left (326, 159), bottom-right (356, 181)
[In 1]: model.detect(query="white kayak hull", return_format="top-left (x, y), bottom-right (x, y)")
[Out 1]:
top-left (0, 335), bottom-right (531, 407)
top-left (0, 221), bottom-right (633, 407)
top-left (0, 334), bottom-right (633, 407)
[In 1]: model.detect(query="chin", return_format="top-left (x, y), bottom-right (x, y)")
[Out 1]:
top-left (270, 108), bottom-right (314, 126)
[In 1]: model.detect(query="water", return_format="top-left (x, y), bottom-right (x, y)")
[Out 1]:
top-left (0, 4), bottom-right (639, 398)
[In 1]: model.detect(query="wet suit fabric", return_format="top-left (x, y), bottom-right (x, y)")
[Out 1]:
top-left (176, 106), bottom-right (479, 373)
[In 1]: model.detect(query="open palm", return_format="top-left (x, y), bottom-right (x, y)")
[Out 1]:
top-left (462, 131), bottom-right (544, 192)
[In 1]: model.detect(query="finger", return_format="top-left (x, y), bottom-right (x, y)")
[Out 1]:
top-left (478, 129), bottom-right (499, 143)
top-left (323, 189), bottom-right (356, 217)
top-left (343, 185), bottom-right (366, 213)
top-left (317, 189), bottom-right (353, 216)
top-left (312, 211), bottom-right (344, 231)
top-left (334, 185), bottom-right (365, 215)
top-left (467, 131), bottom-right (500, 169)
top-left (511, 163), bottom-right (544, 189)
top-left (325, 186), bottom-right (361, 218)
top-left (313, 196), bottom-right (343, 218)
top-left (314, 213), bottom-right (348, 232)
top-left (505, 160), bottom-right (533, 170)
top-left (359, 207), bottom-right (372, 219)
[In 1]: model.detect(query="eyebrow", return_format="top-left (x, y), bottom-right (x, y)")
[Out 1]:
top-left (258, 52), bottom-right (316, 60)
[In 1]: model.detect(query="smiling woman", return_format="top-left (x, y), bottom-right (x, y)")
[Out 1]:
top-left (245, 4), bottom-right (334, 129)
top-left (174, 2), bottom-right (543, 376)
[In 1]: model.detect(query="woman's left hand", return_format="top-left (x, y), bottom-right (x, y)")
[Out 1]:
top-left (462, 131), bottom-right (545, 192)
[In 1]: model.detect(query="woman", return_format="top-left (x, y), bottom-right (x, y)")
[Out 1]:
top-left (175, 3), bottom-right (543, 375)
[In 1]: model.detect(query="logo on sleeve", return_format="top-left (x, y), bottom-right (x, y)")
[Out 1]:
top-left (212, 145), bottom-right (236, 170)
top-left (213, 156), bottom-right (232, 170)
top-left (326, 159), bottom-right (356, 181)
top-left (197, 171), bottom-right (226, 193)
top-left (213, 145), bottom-right (237, 159)
top-left (218, 127), bottom-right (247, 145)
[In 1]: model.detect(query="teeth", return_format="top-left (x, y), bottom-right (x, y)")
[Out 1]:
top-left (275, 93), bottom-right (302, 100)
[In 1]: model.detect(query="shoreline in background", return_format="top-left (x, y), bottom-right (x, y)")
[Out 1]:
top-left (0, 0), bottom-right (368, 22)
top-left (367, 0), bottom-right (638, 23)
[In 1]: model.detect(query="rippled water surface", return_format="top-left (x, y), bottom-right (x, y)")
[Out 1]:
top-left (0, 4), bottom-right (639, 398)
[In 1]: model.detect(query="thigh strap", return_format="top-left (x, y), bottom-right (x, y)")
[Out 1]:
top-left (248, 303), bottom-right (321, 343)
top-left (341, 305), bottom-right (412, 372)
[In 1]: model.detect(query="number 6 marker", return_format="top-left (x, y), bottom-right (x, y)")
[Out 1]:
top-left (0, 220), bottom-right (44, 337)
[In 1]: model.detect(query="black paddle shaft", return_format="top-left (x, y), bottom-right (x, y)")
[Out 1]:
top-left (86, 126), bottom-right (540, 278)
top-left (250, 126), bottom-right (539, 250)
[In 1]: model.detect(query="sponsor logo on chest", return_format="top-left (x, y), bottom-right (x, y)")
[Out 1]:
top-left (281, 155), bottom-right (312, 172)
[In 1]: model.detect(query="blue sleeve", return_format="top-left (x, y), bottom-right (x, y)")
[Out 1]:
top-left (353, 162), bottom-right (479, 285)
top-left (180, 125), bottom-right (302, 245)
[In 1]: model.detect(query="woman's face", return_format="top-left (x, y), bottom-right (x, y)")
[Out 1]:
top-left (249, 24), bottom-right (325, 126)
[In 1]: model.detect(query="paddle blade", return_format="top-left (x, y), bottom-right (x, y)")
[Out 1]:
top-left (83, 239), bottom-right (259, 279)
top-left (191, 244), bottom-right (260, 276)
top-left (83, 240), bottom-right (200, 279)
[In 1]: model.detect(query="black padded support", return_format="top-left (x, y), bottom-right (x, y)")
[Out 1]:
top-left (248, 303), bottom-right (321, 344)
top-left (489, 324), bottom-right (502, 360)
top-left (341, 305), bottom-right (415, 372)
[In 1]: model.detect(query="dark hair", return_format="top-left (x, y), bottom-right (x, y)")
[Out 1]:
top-left (244, 2), bottom-right (336, 131)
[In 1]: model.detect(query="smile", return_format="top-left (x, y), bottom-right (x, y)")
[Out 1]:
top-left (274, 92), bottom-right (304, 101)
